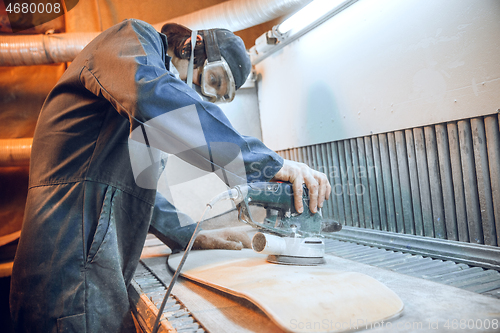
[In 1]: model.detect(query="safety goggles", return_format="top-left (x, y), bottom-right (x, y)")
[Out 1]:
top-left (200, 57), bottom-right (236, 103)
top-left (200, 30), bottom-right (236, 103)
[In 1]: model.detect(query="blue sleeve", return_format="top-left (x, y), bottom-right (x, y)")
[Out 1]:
top-left (79, 19), bottom-right (283, 185)
top-left (79, 19), bottom-right (283, 248)
top-left (148, 192), bottom-right (197, 250)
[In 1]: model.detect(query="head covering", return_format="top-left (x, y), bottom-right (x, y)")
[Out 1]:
top-left (211, 29), bottom-right (251, 90)
top-left (161, 23), bottom-right (251, 90)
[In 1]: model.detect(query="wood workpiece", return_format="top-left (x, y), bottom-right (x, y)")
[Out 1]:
top-left (138, 235), bottom-right (500, 333)
top-left (168, 249), bottom-right (404, 333)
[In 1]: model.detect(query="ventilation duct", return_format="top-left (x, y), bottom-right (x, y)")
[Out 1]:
top-left (0, 32), bottom-right (98, 66)
top-left (0, 0), bottom-right (312, 67)
top-left (151, 0), bottom-right (313, 32)
top-left (0, 138), bottom-right (33, 167)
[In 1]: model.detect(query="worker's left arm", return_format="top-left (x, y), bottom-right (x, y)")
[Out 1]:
top-left (149, 191), bottom-right (251, 251)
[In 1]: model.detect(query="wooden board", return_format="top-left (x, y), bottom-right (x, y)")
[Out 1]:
top-left (168, 249), bottom-right (404, 333)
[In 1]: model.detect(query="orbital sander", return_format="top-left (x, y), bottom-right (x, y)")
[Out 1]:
top-left (230, 182), bottom-right (342, 265)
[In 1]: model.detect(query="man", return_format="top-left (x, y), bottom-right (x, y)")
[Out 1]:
top-left (10, 19), bottom-right (330, 332)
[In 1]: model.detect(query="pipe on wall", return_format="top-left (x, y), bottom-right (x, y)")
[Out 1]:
top-left (0, 138), bottom-right (33, 167)
top-left (0, 32), bottom-right (98, 66)
top-left (151, 0), bottom-right (312, 32)
top-left (0, 0), bottom-right (312, 67)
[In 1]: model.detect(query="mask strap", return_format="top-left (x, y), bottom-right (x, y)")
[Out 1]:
top-left (186, 29), bottom-right (197, 88)
top-left (204, 29), bottom-right (222, 62)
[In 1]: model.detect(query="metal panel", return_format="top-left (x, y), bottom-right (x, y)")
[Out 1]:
top-left (289, 148), bottom-right (295, 162)
top-left (316, 144), bottom-right (332, 219)
top-left (304, 146), bottom-right (310, 165)
top-left (484, 115), bottom-right (500, 245)
top-left (357, 252), bottom-right (406, 265)
top-left (428, 267), bottom-right (485, 283)
top-left (414, 128), bottom-right (434, 237)
top-left (330, 142), bottom-right (346, 224)
top-left (320, 143), bottom-right (335, 220)
top-left (424, 126), bottom-right (446, 239)
top-left (338, 141), bottom-right (353, 226)
top-left (306, 145), bottom-right (314, 171)
top-left (284, 149), bottom-right (291, 160)
top-left (405, 129), bottom-right (424, 236)
top-left (350, 139), bottom-right (364, 227)
top-left (370, 253), bottom-right (415, 267)
top-left (296, 147), bottom-right (303, 163)
top-left (447, 122), bottom-right (469, 242)
top-left (471, 118), bottom-right (496, 246)
top-left (300, 146), bottom-right (308, 165)
top-left (324, 238), bottom-right (500, 299)
top-left (292, 148), bottom-right (300, 162)
top-left (356, 137), bottom-right (372, 229)
top-left (297, 146), bottom-right (304, 164)
top-left (379, 133), bottom-right (396, 232)
top-left (466, 280), bottom-right (500, 294)
top-left (435, 124), bottom-right (459, 241)
top-left (330, 225), bottom-right (500, 270)
top-left (395, 131), bottom-right (414, 235)
top-left (276, 113), bottom-right (500, 249)
top-left (371, 135), bottom-right (386, 231)
top-left (387, 132), bottom-right (404, 233)
top-left (347, 249), bottom-right (389, 262)
top-left (324, 143), bottom-right (335, 221)
top-left (344, 140), bottom-right (360, 226)
top-left (458, 120), bottom-right (484, 244)
top-left (364, 136), bottom-right (379, 230)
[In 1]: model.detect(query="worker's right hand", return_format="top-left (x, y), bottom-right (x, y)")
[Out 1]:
top-left (271, 159), bottom-right (331, 214)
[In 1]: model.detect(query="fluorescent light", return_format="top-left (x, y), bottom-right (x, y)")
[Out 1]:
top-left (277, 0), bottom-right (347, 35)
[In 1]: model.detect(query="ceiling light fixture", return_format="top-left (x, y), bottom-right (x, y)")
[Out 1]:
top-left (276, 0), bottom-right (347, 36)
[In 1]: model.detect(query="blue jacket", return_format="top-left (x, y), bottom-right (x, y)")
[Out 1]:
top-left (10, 19), bottom-right (282, 333)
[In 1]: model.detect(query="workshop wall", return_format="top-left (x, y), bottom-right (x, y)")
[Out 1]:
top-left (254, 0), bottom-right (500, 247)
top-left (255, 0), bottom-right (500, 150)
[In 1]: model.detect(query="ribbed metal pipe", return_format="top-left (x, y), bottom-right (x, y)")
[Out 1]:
top-left (152, 0), bottom-right (312, 31)
top-left (0, 0), bottom-right (311, 67)
top-left (0, 138), bottom-right (33, 167)
top-left (0, 32), bottom-right (98, 66)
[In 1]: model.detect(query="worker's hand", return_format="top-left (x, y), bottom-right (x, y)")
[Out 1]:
top-left (193, 228), bottom-right (252, 250)
top-left (271, 159), bottom-right (331, 214)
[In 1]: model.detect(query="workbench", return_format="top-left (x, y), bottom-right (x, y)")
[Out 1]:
top-left (130, 232), bottom-right (500, 333)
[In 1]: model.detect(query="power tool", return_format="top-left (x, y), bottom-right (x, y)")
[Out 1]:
top-left (230, 182), bottom-right (342, 265)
